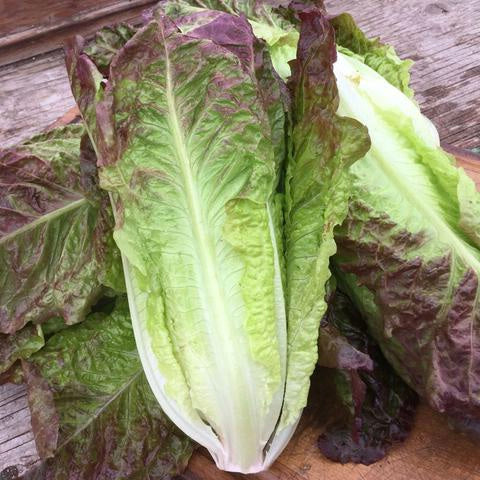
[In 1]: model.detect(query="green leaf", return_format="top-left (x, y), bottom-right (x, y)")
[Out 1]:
top-left (0, 125), bottom-right (123, 335)
top-left (0, 324), bottom-right (44, 374)
top-left (84, 23), bottom-right (137, 74)
top-left (279, 5), bottom-right (370, 430)
top-left (157, 2), bottom-right (289, 177)
top-left (23, 297), bottom-right (193, 479)
top-left (330, 13), bottom-right (414, 98)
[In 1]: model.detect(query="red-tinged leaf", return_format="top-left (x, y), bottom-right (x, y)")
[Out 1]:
top-left (0, 125), bottom-right (123, 335)
top-left (315, 290), bottom-right (418, 465)
top-left (23, 298), bottom-right (194, 479)
top-left (22, 361), bottom-right (59, 459)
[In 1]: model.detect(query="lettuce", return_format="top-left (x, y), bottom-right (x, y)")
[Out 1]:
top-left (0, 324), bottom-right (44, 374)
top-left (331, 17), bottom-right (480, 425)
top-left (68, 14), bottom-right (287, 473)
top-left (316, 288), bottom-right (417, 465)
top-left (280, 5), bottom-right (369, 430)
top-left (246, 3), bottom-right (480, 435)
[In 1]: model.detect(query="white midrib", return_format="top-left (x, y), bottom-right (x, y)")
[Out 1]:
top-left (162, 34), bottom-right (259, 468)
top-left (0, 197), bottom-right (86, 245)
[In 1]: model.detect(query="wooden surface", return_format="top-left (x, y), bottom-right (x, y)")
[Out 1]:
top-left (1, 1), bottom-right (480, 479)
top-left (0, 0), bottom-right (151, 44)
top-left (0, 0), bottom-right (157, 66)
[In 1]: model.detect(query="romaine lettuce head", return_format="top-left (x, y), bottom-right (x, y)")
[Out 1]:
top-left (67, 13), bottom-right (288, 473)
top-left (247, 5), bottom-right (480, 432)
top-left (331, 15), bottom-right (480, 424)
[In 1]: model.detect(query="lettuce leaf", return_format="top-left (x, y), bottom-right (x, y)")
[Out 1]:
top-left (17, 297), bottom-right (193, 479)
top-left (160, 0), bottom-right (301, 80)
top-left (0, 324), bottom-right (44, 374)
top-left (316, 290), bottom-right (417, 465)
top-left (0, 125), bottom-right (123, 335)
top-left (279, 4), bottom-right (370, 430)
top-left (330, 13), bottom-right (414, 98)
top-left (332, 17), bottom-right (480, 424)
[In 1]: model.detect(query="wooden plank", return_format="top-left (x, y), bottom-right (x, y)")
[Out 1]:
top-left (0, 385), bottom-right (38, 478)
top-left (0, 0), bottom-right (152, 44)
top-left (0, 50), bottom-right (75, 147)
top-left (0, 2), bottom-right (158, 67)
top-left (0, 0), bottom-right (151, 47)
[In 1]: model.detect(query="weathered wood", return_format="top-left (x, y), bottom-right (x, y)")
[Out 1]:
top-left (0, 50), bottom-right (74, 147)
top-left (0, 0), bottom-right (157, 66)
top-left (0, 385), bottom-right (38, 478)
top-left (0, 0), bottom-right (150, 44)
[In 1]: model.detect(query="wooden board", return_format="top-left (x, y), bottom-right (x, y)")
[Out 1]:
top-left (1, 1), bottom-right (480, 479)
top-left (0, 0), bottom-right (158, 66)
top-left (0, 0), bottom-right (152, 43)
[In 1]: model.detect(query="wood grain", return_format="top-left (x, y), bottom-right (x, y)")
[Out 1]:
top-left (0, 0), bottom-right (157, 66)
top-left (0, 0), bottom-right (150, 43)
top-left (0, 50), bottom-right (75, 148)
top-left (0, 385), bottom-right (37, 479)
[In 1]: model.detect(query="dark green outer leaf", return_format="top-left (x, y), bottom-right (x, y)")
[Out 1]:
top-left (0, 125), bottom-right (123, 334)
top-left (23, 298), bottom-right (193, 480)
